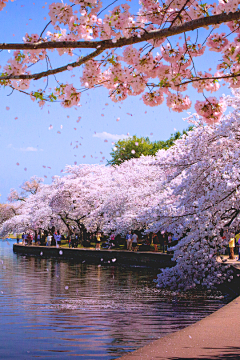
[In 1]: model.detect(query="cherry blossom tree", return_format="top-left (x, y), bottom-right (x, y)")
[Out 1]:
top-left (1, 0), bottom-right (240, 122)
top-left (3, 89), bottom-right (240, 290)
top-left (0, 203), bottom-right (17, 226)
top-left (7, 176), bottom-right (44, 202)
top-left (130, 91), bottom-right (240, 290)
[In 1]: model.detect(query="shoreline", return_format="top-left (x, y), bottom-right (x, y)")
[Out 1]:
top-left (117, 263), bottom-right (240, 360)
top-left (12, 243), bottom-right (240, 359)
top-left (12, 243), bottom-right (175, 268)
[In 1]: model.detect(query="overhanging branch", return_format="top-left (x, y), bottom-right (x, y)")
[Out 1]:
top-left (1, 47), bottom-right (104, 80)
top-left (0, 10), bottom-right (239, 51)
top-left (1, 11), bottom-right (240, 81)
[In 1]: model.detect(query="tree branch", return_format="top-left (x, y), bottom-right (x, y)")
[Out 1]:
top-left (1, 11), bottom-right (240, 81)
top-left (1, 47), bottom-right (104, 80)
top-left (0, 10), bottom-right (240, 51)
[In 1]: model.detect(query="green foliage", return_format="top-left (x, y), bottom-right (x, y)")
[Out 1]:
top-left (107, 126), bottom-right (193, 166)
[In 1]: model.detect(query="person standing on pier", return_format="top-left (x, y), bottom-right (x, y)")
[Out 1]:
top-left (126, 231), bottom-right (132, 251)
top-left (46, 234), bottom-right (52, 246)
top-left (132, 232), bottom-right (138, 252)
top-left (96, 232), bottom-right (101, 250)
top-left (56, 232), bottom-right (61, 248)
top-left (229, 233), bottom-right (235, 260)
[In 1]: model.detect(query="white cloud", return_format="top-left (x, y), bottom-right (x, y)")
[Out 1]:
top-left (7, 144), bottom-right (38, 152)
top-left (93, 131), bottom-right (131, 141)
top-left (20, 147), bottom-right (38, 152)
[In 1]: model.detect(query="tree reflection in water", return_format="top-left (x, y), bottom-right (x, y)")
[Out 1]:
top-left (0, 240), bottom-right (233, 359)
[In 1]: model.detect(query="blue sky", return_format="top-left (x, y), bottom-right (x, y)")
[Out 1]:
top-left (0, 0), bottom-right (232, 202)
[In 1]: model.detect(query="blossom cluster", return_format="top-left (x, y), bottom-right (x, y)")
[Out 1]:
top-left (0, 1), bottom-right (240, 119)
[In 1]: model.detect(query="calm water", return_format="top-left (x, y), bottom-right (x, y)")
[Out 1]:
top-left (0, 239), bottom-right (232, 359)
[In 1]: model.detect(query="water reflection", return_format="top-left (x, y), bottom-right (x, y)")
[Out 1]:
top-left (0, 240), bottom-right (232, 359)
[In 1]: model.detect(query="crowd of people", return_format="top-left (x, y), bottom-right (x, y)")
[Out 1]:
top-left (16, 228), bottom-right (179, 253)
top-left (16, 228), bottom-right (240, 260)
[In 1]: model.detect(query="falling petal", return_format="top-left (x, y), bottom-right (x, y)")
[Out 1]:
top-left (6, 106), bottom-right (10, 110)
top-left (16, 162), bottom-right (19, 166)
top-left (57, 131), bottom-right (61, 134)
top-left (116, 117), bottom-right (120, 121)
top-left (104, 139), bottom-right (108, 142)
top-left (24, 168), bottom-right (27, 171)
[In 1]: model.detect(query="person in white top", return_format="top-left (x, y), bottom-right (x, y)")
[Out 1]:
top-left (131, 233), bottom-right (138, 252)
top-left (46, 234), bottom-right (52, 246)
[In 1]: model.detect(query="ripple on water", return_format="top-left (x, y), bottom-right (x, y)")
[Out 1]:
top-left (0, 240), bottom-right (233, 359)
